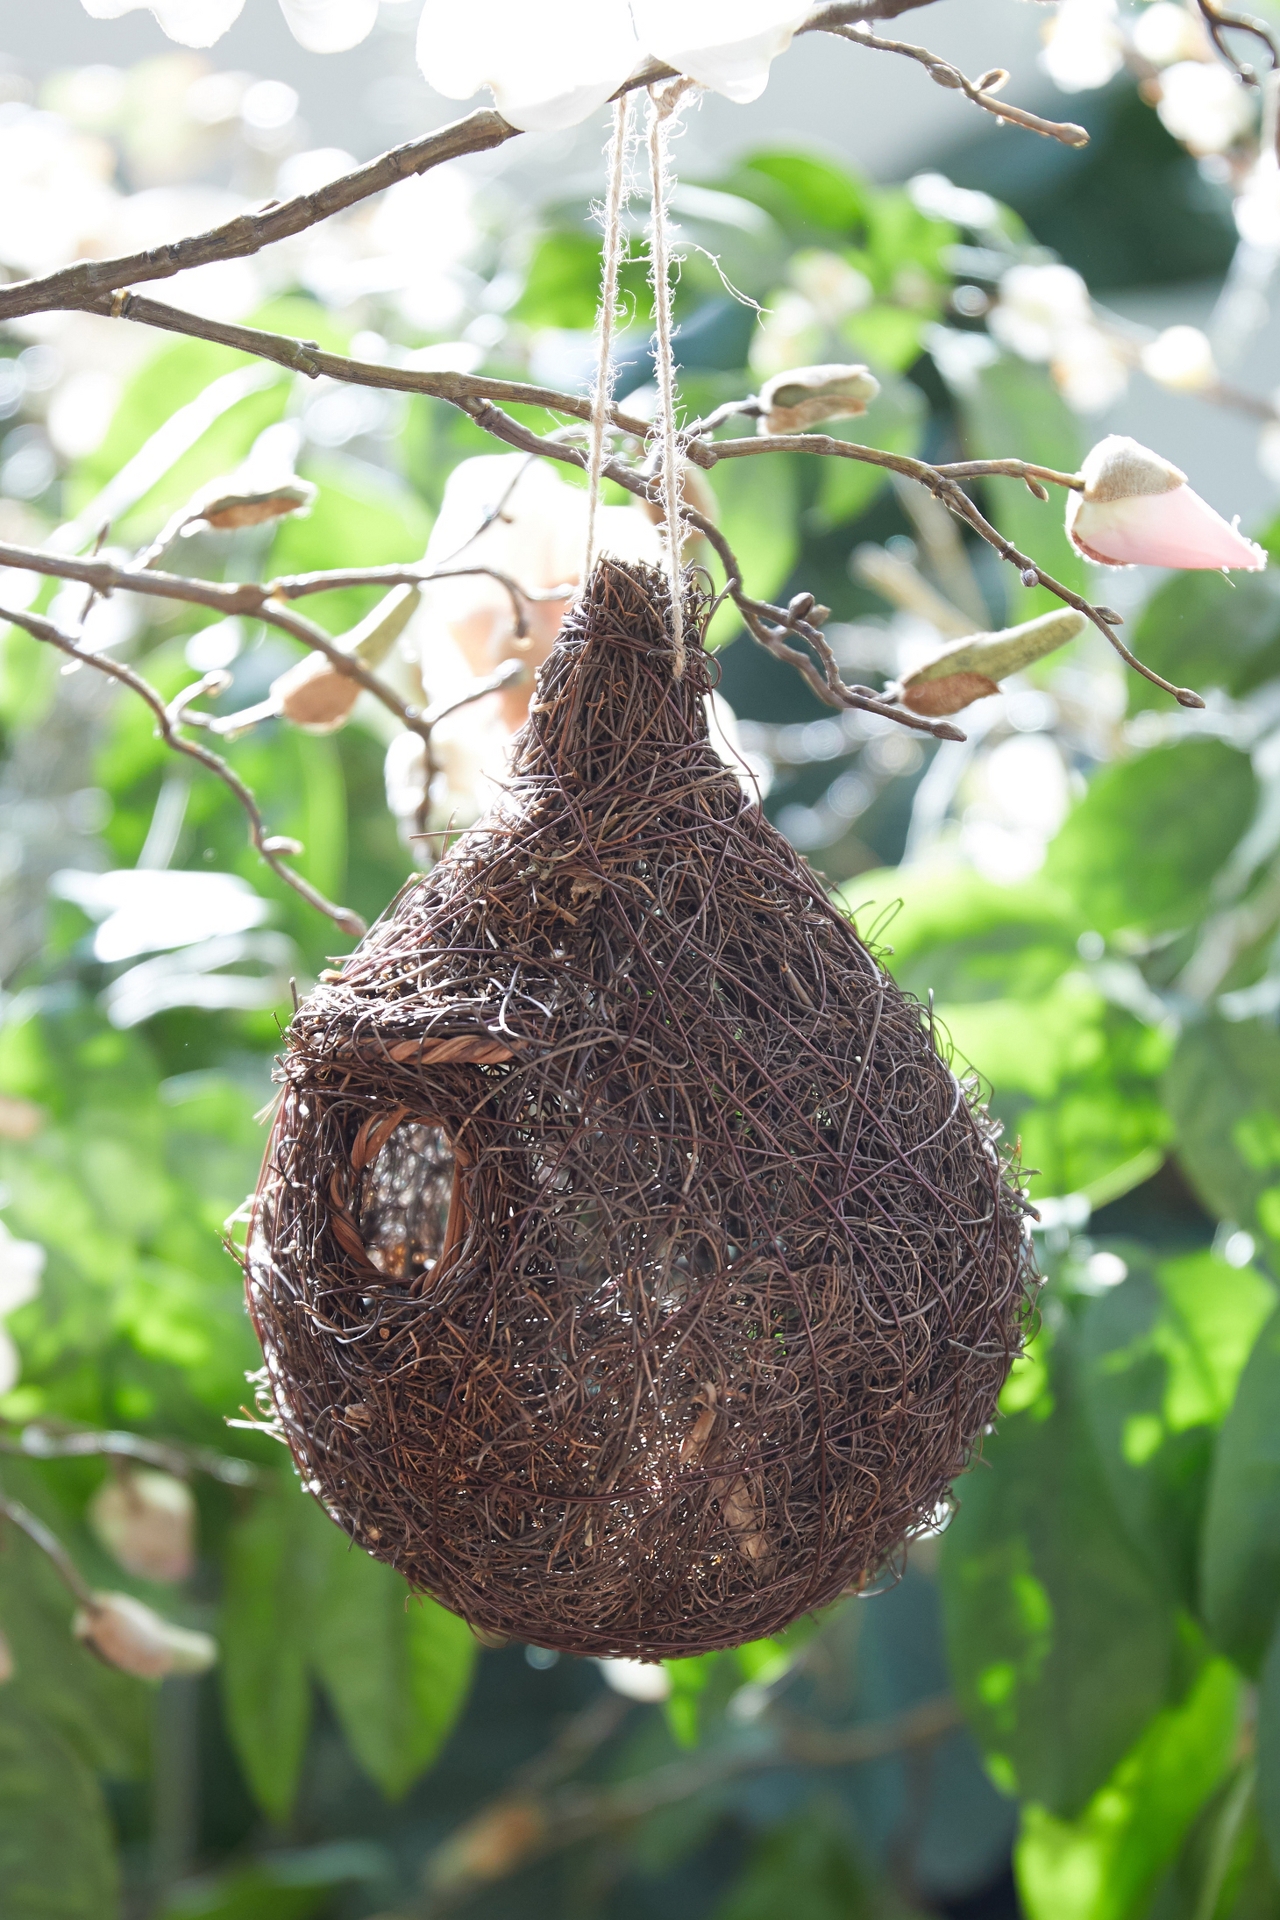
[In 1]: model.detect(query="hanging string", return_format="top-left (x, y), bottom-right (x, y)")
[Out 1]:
top-left (646, 82), bottom-right (690, 679)
top-left (584, 94), bottom-right (634, 581)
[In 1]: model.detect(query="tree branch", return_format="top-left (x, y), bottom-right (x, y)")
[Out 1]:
top-left (2, 1421), bottom-right (263, 1488)
top-left (0, 1483), bottom-right (96, 1609)
top-left (832, 21), bottom-right (1089, 145)
top-left (406, 1694), bottom-right (961, 1916)
top-left (0, 600), bottom-right (368, 937)
top-left (0, 1), bottom-right (1053, 332)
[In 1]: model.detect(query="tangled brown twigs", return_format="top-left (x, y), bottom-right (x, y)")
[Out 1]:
top-left (247, 558), bottom-right (1035, 1657)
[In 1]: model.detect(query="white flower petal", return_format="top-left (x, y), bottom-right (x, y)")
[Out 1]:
top-left (415, 0), bottom-right (639, 132)
top-left (0, 1226), bottom-right (44, 1318)
top-left (0, 1328), bottom-right (19, 1396)
top-left (149, 0), bottom-right (246, 47)
top-left (278, 0), bottom-right (377, 53)
top-left (79, 0), bottom-right (146, 16)
top-left (634, 0), bottom-right (809, 102)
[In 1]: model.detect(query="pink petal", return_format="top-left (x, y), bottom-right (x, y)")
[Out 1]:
top-left (1068, 483), bottom-right (1266, 570)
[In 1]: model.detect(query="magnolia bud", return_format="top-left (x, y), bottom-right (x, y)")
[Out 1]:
top-left (1066, 435), bottom-right (1265, 571)
top-left (757, 364), bottom-right (880, 436)
top-left (897, 608), bottom-right (1089, 716)
top-left (0, 1624), bottom-right (13, 1684)
top-left (271, 652), bottom-right (361, 733)
top-left (89, 1468), bottom-right (195, 1585)
top-left (271, 585), bottom-right (421, 734)
top-left (74, 1592), bottom-right (216, 1679)
top-left (194, 479), bottom-right (316, 531)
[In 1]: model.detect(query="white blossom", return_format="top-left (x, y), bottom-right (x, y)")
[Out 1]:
top-left (415, 0), bottom-right (811, 132)
top-left (1235, 157), bottom-right (1280, 249)
top-left (1039, 0), bottom-right (1126, 93)
top-left (989, 263), bottom-right (1093, 362)
top-left (1130, 3), bottom-right (1213, 68)
top-left (1140, 324), bottom-right (1217, 392)
top-left (80, 0), bottom-right (378, 51)
top-left (79, 0), bottom-right (248, 48)
top-left (1156, 61), bottom-right (1255, 154)
top-left (0, 1223), bottom-right (44, 1398)
top-left (1051, 323), bottom-right (1131, 413)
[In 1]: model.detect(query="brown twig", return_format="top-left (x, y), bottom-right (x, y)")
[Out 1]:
top-left (833, 22), bottom-right (1089, 145)
top-left (407, 1693), bottom-right (961, 1915)
top-left (0, 600), bottom-right (367, 937)
top-left (1, 1421), bottom-right (263, 1488)
top-left (0, 2), bottom-right (957, 331)
top-left (1195, 0), bottom-right (1277, 81)
top-left (0, 1483), bottom-right (96, 1609)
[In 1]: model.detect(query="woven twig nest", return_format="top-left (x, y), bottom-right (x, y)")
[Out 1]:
top-left (247, 559), bottom-right (1034, 1659)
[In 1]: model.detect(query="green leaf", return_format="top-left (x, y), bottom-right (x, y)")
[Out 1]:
top-left (1128, 561), bottom-right (1280, 709)
top-left (714, 1814), bottom-right (872, 1920)
top-left (936, 973), bottom-right (1172, 1202)
top-left (705, 453), bottom-right (799, 648)
top-left (959, 358), bottom-right (1083, 623)
top-left (731, 151), bottom-right (869, 236)
top-left (220, 1479), bottom-right (320, 1820)
top-left (0, 1697), bottom-right (121, 1920)
top-left (1166, 1019), bottom-right (1280, 1254)
top-left (309, 1532), bottom-right (475, 1801)
top-left (1258, 1621), bottom-right (1280, 1877)
top-left (838, 863), bottom-right (1082, 1005)
top-left (810, 378), bottom-right (927, 529)
top-left (1201, 1305), bottom-right (1280, 1674)
top-left (159, 1843), bottom-right (386, 1920)
top-left (222, 1476), bottom-right (476, 1816)
top-left (1079, 1248), bottom-right (1276, 1606)
top-left (942, 1313), bottom-right (1180, 1816)
top-left (515, 228), bottom-right (602, 330)
top-left (1045, 741), bottom-right (1257, 940)
top-left (0, 1468), bottom-right (149, 1777)
top-left (1016, 1658), bottom-right (1240, 1920)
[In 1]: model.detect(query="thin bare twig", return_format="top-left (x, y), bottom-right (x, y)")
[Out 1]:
top-left (833, 22), bottom-right (1089, 145)
top-left (0, 537), bottom-right (431, 744)
top-left (402, 1694), bottom-right (961, 1917)
top-left (1, 1421), bottom-right (263, 1487)
top-left (0, 1484), bottom-right (96, 1609)
top-left (1195, 0), bottom-right (1277, 81)
top-left (0, 600), bottom-right (367, 936)
top-left (0, 2), bottom-right (959, 331)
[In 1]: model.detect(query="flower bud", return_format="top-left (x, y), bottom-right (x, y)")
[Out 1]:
top-left (89, 1468), bottom-right (196, 1585)
top-left (271, 652), bottom-right (361, 733)
top-left (194, 479), bottom-right (316, 531)
top-left (757, 364), bottom-right (880, 435)
top-left (897, 608), bottom-right (1088, 716)
top-left (74, 1592), bottom-right (216, 1679)
top-left (1066, 435), bottom-right (1265, 570)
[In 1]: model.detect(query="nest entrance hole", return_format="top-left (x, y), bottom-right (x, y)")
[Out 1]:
top-left (355, 1117), bottom-right (458, 1282)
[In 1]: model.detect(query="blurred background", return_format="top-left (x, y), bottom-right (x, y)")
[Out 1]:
top-left (3, 3), bottom-right (1280, 1919)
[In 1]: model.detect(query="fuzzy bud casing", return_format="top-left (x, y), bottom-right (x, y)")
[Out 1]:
top-left (89, 1468), bottom-right (196, 1585)
top-left (74, 1592), bottom-right (216, 1679)
top-left (757, 364), bottom-right (880, 435)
